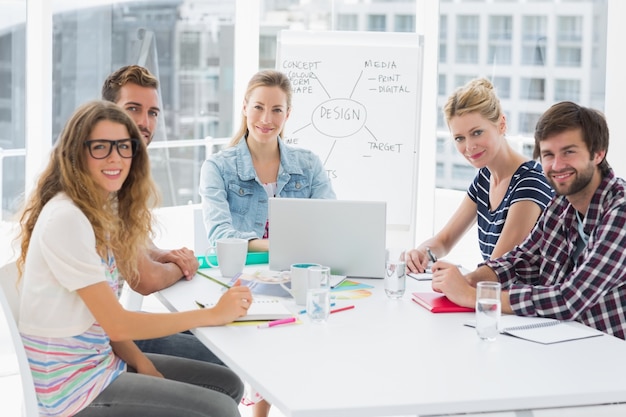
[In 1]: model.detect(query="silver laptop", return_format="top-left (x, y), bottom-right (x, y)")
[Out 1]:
top-left (269, 198), bottom-right (387, 278)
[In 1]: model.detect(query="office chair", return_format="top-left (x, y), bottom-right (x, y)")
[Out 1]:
top-left (0, 262), bottom-right (39, 417)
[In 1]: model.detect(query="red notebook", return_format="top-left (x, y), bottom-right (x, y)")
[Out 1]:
top-left (411, 292), bottom-right (474, 313)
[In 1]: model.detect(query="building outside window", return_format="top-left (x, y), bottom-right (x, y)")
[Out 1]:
top-left (0, 0), bottom-right (611, 219)
top-left (492, 76), bottom-right (511, 99)
top-left (367, 14), bottom-right (386, 31)
top-left (520, 77), bottom-right (546, 101)
top-left (518, 112), bottom-right (542, 135)
top-left (521, 15), bottom-right (547, 65)
top-left (394, 14), bottom-right (414, 32)
top-left (337, 14), bottom-right (358, 31)
top-left (557, 45), bottom-right (582, 67)
top-left (555, 79), bottom-right (581, 102)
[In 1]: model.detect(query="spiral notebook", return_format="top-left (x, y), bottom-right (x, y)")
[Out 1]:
top-left (464, 315), bottom-right (604, 344)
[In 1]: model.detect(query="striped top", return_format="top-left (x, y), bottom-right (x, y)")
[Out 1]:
top-left (467, 161), bottom-right (554, 260)
top-left (21, 253), bottom-right (125, 416)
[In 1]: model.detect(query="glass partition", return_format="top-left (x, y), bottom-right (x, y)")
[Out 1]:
top-left (0, 0), bottom-right (612, 214)
top-left (0, 1), bottom-right (26, 220)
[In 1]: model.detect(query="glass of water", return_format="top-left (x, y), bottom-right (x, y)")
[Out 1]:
top-left (307, 288), bottom-right (331, 323)
top-left (475, 281), bottom-right (501, 341)
top-left (307, 266), bottom-right (331, 323)
top-left (384, 260), bottom-right (406, 299)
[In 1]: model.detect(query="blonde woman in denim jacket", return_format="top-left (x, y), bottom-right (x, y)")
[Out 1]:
top-left (199, 70), bottom-right (335, 254)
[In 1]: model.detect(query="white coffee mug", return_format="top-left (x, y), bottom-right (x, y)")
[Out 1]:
top-left (280, 263), bottom-right (321, 305)
top-left (205, 238), bottom-right (248, 278)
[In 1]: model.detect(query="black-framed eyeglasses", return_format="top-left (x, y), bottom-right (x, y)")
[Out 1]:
top-left (84, 139), bottom-right (140, 160)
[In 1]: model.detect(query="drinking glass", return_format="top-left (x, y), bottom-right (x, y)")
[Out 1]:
top-left (307, 266), bottom-right (331, 323)
top-left (475, 281), bottom-right (502, 341)
top-left (384, 260), bottom-right (406, 299)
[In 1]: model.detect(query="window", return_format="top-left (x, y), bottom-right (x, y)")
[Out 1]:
top-left (522, 15), bottom-right (547, 41)
top-left (454, 74), bottom-right (477, 89)
top-left (554, 79), bottom-right (581, 101)
top-left (437, 138), bottom-right (446, 153)
top-left (439, 14), bottom-right (448, 63)
top-left (367, 14), bottom-right (386, 32)
top-left (489, 15), bottom-right (513, 40)
top-left (48, 1), bottom-right (235, 207)
top-left (0, 0), bottom-right (612, 223)
top-left (457, 15), bottom-right (479, 40)
top-left (456, 44), bottom-right (479, 64)
top-left (557, 46), bottom-right (582, 67)
top-left (337, 14), bottom-right (358, 31)
top-left (488, 45), bottom-right (512, 65)
top-left (492, 76), bottom-right (511, 99)
top-left (180, 32), bottom-right (201, 69)
top-left (456, 15), bottom-right (479, 64)
top-left (394, 15), bottom-right (415, 32)
top-left (518, 112), bottom-right (542, 134)
top-left (260, 34), bottom-right (277, 68)
top-left (520, 78), bottom-right (545, 100)
top-left (438, 74), bottom-right (447, 96)
top-left (439, 43), bottom-right (447, 63)
top-left (436, 162), bottom-right (445, 178)
top-left (0, 4), bottom-right (25, 219)
top-left (488, 15), bottom-right (512, 65)
top-left (440, 14), bottom-right (448, 40)
top-left (452, 163), bottom-right (477, 180)
top-left (558, 16), bottom-right (583, 41)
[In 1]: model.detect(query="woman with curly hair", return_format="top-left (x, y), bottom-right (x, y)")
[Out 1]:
top-left (16, 100), bottom-right (251, 416)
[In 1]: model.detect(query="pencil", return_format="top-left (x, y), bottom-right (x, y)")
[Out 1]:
top-left (196, 270), bottom-right (231, 289)
top-left (330, 305), bottom-right (355, 314)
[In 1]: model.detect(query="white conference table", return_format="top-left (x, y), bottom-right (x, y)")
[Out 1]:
top-left (157, 267), bottom-right (626, 417)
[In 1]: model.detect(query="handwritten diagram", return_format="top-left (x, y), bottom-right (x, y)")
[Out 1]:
top-left (277, 30), bottom-right (423, 226)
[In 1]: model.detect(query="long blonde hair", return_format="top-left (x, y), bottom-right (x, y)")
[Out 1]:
top-left (17, 100), bottom-right (159, 286)
top-left (229, 70), bottom-right (292, 147)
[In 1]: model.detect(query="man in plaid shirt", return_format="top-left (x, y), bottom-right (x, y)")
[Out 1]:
top-left (432, 101), bottom-right (626, 339)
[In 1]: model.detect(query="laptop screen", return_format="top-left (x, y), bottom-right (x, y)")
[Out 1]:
top-left (268, 198), bottom-right (387, 278)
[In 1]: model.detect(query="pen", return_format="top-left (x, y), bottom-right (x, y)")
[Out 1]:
top-left (257, 317), bottom-right (297, 329)
top-left (426, 247), bottom-right (438, 263)
top-left (298, 302), bottom-right (336, 314)
top-left (330, 277), bottom-right (348, 289)
top-left (196, 270), bottom-right (231, 289)
top-left (330, 305), bottom-right (355, 314)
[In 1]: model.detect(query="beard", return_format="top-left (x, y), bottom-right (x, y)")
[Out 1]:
top-left (547, 160), bottom-right (596, 196)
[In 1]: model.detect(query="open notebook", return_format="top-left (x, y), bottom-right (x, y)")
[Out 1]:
top-left (464, 315), bottom-right (604, 344)
top-left (196, 298), bottom-right (293, 322)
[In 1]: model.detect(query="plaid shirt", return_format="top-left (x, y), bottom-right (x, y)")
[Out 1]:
top-left (485, 169), bottom-right (626, 339)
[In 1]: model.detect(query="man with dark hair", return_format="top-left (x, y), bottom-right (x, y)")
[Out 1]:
top-left (431, 101), bottom-right (626, 339)
top-left (102, 65), bottom-right (160, 145)
top-left (103, 65), bottom-right (223, 363)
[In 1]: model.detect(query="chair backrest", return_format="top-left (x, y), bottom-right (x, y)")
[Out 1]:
top-left (0, 262), bottom-right (39, 417)
top-left (119, 282), bottom-right (144, 311)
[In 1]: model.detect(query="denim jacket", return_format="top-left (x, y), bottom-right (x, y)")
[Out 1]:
top-left (199, 137), bottom-right (336, 244)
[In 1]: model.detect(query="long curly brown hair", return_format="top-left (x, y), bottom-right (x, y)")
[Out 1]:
top-left (17, 100), bottom-right (160, 287)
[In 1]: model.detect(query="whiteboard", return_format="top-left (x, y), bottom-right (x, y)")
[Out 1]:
top-left (276, 30), bottom-right (424, 230)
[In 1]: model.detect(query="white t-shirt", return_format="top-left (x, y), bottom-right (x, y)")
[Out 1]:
top-left (19, 192), bottom-right (110, 337)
